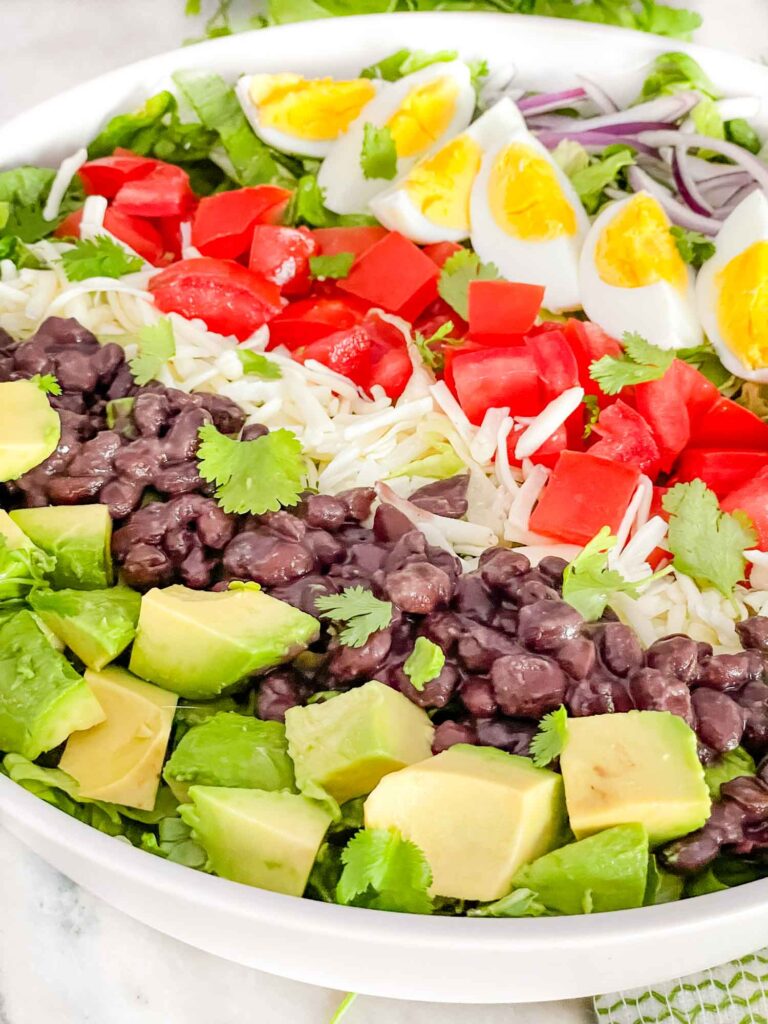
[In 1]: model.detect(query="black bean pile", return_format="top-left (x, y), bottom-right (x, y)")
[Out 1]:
top-left (6, 316), bottom-right (768, 877)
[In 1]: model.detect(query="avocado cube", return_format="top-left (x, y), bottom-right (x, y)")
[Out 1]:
top-left (180, 786), bottom-right (332, 896)
top-left (59, 666), bottom-right (178, 810)
top-left (285, 681), bottom-right (434, 806)
top-left (559, 711), bottom-right (711, 847)
top-left (163, 712), bottom-right (295, 803)
top-left (0, 509), bottom-right (35, 551)
top-left (29, 586), bottom-right (141, 670)
top-left (0, 610), bottom-right (105, 759)
top-left (0, 379), bottom-right (60, 482)
top-left (513, 824), bottom-right (650, 914)
top-left (364, 744), bottom-right (566, 902)
top-left (129, 585), bottom-right (320, 699)
top-left (10, 504), bottom-right (113, 589)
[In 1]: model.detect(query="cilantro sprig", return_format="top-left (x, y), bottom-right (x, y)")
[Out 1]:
top-left (61, 235), bottom-right (143, 282)
top-left (413, 320), bottom-right (455, 373)
top-left (314, 585), bottom-right (393, 648)
top-left (670, 226), bottom-right (716, 268)
top-left (663, 480), bottom-right (757, 597)
top-left (589, 331), bottom-right (674, 396)
top-left (360, 123), bottom-right (398, 181)
top-left (437, 249), bottom-right (499, 321)
top-left (30, 373), bottom-right (61, 396)
top-left (196, 423), bottom-right (307, 516)
top-left (403, 637), bottom-right (445, 691)
top-left (309, 252), bottom-right (355, 280)
top-left (129, 318), bottom-right (176, 386)
top-left (336, 828), bottom-right (433, 915)
top-left (529, 706), bottom-right (568, 768)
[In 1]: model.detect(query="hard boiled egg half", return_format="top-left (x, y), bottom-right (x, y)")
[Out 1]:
top-left (469, 122), bottom-right (590, 312)
top-left (317, 61), bottom-right (476, 216)
top-left (369, 99), bottom-right (525, 245)
top-left (236, 73), bottom-right (380, 158)
top-left (579, 192), bottom-right (702, 350)
top-left (697, 190), bottom-right (768, 380)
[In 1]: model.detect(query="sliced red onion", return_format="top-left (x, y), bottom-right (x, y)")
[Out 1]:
top-left (518, 88), bottom-right (587, 115)
top-left (700, 177), bottom-right (754, 208)
top-left (672, 148), bottom-right (715, 216)
top-left (556, 92), bottom-right (700, 133)
top-left (575, 75), bottom-right (619, 115)
top-left (638, 130), bottom-right (768, 194)
top-left (718, 181), bottom-right (759, 215)
top-left (686, 156), bottom-right (753, 184)
top-left (627, 165), bottom-right (720, 234)
top-left (536, 129), bottom-right (657, 157)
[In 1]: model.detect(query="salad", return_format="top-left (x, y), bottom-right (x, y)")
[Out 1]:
top-left (1, 44), bottom-right (768, 919)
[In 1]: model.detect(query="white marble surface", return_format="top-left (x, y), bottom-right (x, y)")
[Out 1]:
top-left (0, 2), bottom-right (767, 1022)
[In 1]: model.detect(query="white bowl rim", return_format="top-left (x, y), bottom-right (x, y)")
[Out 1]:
top-left (1, 9), bottom-right (768, 951)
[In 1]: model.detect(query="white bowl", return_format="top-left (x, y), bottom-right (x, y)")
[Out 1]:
top-left (2, 12), bottom-right (768, 1004)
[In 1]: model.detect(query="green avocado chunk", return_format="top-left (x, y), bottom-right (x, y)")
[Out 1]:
top-left (0, 610), bottom-right (104, 759)
top-left (180, 786), bottom-right (332, 896)
top-left (512, 824), bottom-right (650, 915)
top-left (29, 586), bottom-right (141, 670)
top-left (163, 712), bottom-right (295, 803)
top-left (0, 379), bottom-right (60, 482)
top-left (10, 504), bottom-right (113, 589)
top-left (129, 584), bottom-right (320, 699)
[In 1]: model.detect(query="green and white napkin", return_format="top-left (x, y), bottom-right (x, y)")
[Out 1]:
top-left (594, 950), bottom-right (768, 1023)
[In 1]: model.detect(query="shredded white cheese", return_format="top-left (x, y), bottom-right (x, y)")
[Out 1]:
top-left (514, 386), bottom-right (583, 460)
top-left (43, 147), bottom-right (88, 222)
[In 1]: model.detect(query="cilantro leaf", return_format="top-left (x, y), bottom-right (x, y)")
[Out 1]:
top-left (129, 318), bottom-right (176, 386)
top-left (413, 320), bottom-right (455, 372)
top-left (663, 480), bottom-right (757, 597)
top-left (569, 146), bottom-right (635, 214)
top-left (438, 249), bottom-right (499, 321)
top-left (0, 534), bottom-right (55, 604)
top-left (589, 331), bottom-right (674, 395)
top-left (196, 423), bottom-right (307, 516)
top-left (336, 828), bottom-right (433, 914)
top-left (360, 123), bottom-right (398, 181)
top-left (284, 175), bottom-right (378, 228)
top-left (562, 526), bottom-right (669, 620)
top-left (61, 235), bottom-right (143, 282)
top-left (309, 252), bottom-right (355, 279)
top-left (237, 349), bottom-right (282, 379)
top-left (314, 585), bottom-right (393, 648)
top-left (529, 705), bottom-right (568, 768)
top-left (670, 226), bottom-right (716, 268)
top-left (468, 887), bottom-right (550, 918)
top-left (30, 373), bottom-right (61, 397)
top-left (403, 637), bottom-right (445, 691)
top-left (361, 48), bottom-right (458, 81)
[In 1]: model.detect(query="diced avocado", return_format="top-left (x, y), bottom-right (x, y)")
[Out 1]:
top-left (0, 379), bottom-right (60, 481)
top-left (29, 586), bottom-right (141, 670)
top-left (285, 681), bottom-right (434, 806)
top-left (59, 666), bottom-right (177, 810)
top-left (364, 744), bottom-right (566, 902)
top-left (512, 824), bottom-right (649, 914)
top-left (559, 711), bottom-right (711, 847)
top-left (179, 786), bottom-right (332, 896)
top-left (163, 712), bottom-right (295, 803)
top-left (129, 585), bottom-right (320, 699)
top-left (0, 509), bottom-right (34, 550)
top-left (0, 610), bottom-right (105, 759)
top-left (10, 504), bottom-right (113, 589)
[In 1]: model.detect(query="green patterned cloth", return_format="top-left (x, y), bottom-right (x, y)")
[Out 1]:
top-left (593, 951), bottom-right (768, 1023)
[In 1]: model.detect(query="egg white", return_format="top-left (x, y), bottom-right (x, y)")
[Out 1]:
top-left (579, 192), bottom-right (702, 350)
top-left (317, 61), bottom-right (476, 216)
top-left (369, 99), bottom-right (525, 245)
top-left (469, 128), bottom-right (590, 312)
top-left (696, 189), bottom-right (768, 381)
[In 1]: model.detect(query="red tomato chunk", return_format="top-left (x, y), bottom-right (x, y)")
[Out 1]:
top-left (468, 280), bottom-right (544, 344)
top-left (338, 232), bottom-right (439, 321)
top-left (112, 163), bottom-right (194, 219)
top-left (78, 153), bottom-right (158, 198)
top-left (311, 226), bottom-right (388, 261)
top-left (722, 470), bottom-right (768, 550)
top-left (451, 347), bottom-right (542, 426)
top-left (249, 225), bottom-right (317, 297)
top-left (589, 399), bottom-right (660, 478)
top-left (688, 395), bottom-right (768, 451)
top-left (267, 297), bottom-right (367, 350)
top-left (672, 450), bottom-right (768, 500)
top-left (191, 186), bottom-right (291, 259)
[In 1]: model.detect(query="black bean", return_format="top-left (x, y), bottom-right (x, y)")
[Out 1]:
top-left (629, 667), bottom-right (693, 724)
top-left (553, 637), bottom-right (596, 680)
top-left (737, 680), bottom-right (768, 752)
top-left (397, 662), bottom-right (458, 709)
top-left (328, 630), bottom-right (392, 683)
top-left (516, 579), bottom-right (560, 605)
top-left (433, 720), bottom-right (477, 753)
top-left (567, 675), bottom-right (633, 716)
top-left (257, 671), bottom-right (310, 722)
top-left (597, 622), bottom-right (645, 678)
top-left (373, 503), bottom-right (413, 542)
top-left (222, 531), bottom-right (314, 586)
top-left (699, 652), bottom-right (764, 691)
top-left (460, 677), bottom-right (498, 718)
top-left (537, 556), bottom-right (568, 586)
top-left (408, 474), bottom-right (469, 519)
top-left (737, 616), bottom-right (768, 653)
top-left (479, 547), bottom-right (531, 590)
top-left (692, 687), bottom-right (746, 753)
top-left (475, 717), bottom-right (537, 755)
top-left (121, 542), bottom-right (174, 590)
top-left (338, 487), bottom-right (376, 522)
top-left (303, 494), bottom-right (347, 531)
top-left (491, 652), bottom-right (567, 718)
top-left (646, 635), bottom-right (701, 683)
top-left (457, 625), bottom-right (520, 672)
top-left (518, 599), bottom-right (583, 654)
top-left (452, 572), bottom-right (495, 623)
top-left (386, 562), bottom-right (453, 614)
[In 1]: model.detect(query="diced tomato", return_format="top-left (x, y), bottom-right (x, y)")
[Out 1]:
top-left (156, 215), bottom-right (183, 263)
top-left (53, 210), bottom-right (83, 240)
top-left (372, 346), bottom-right (412, 401)
top-left (722, 469), bottom-right (768, 549)
top-left (423, 241), bottom-right (463, 268)
top-left (413, 298), bottom-right (468, 344)
top-left (338, 232), bottom-right (439, 321)
top-left (563, 318), bottom-right (622, 396)
top-left (267, 297), bottom-right (368, 350)
top-left (248, 225), bottom-right (317, 297)
top-left (507, 421), bottom-right (568, 469)
top-left (149, 257), bottom-right (284, 341)
top-left (311, 226), bottom-right (388, 261)
top-left (529, 451), bottom-right (641, 545)
top-left (191, 186), bottom-right (292, 260)
top-left (468, 281), bottom-right (544, 345)
top-left (298, 324), bottom-right (373, 387)
top-left (688, 395), bottom-right (768, 451)
top-left (113, 163), bottom-right (194, 218)
top-left (451, 347), bottom-right (542, 426)
top-left (650, 486), bottom-right (670, 521)
top-left (675, 360), bottom-right (720, 427)
top-left (78, 153), bottom-right (159, 198)
top-left (672, 450), bottom-right (768, 500)
top-left (526, 328), bottom-right (579, 400)
top-left (589, 399), bottom-right (661, 478)
top-left (54, 207), bottom-right (168, 266)
top-left (634, 361), bottom-right (691, 473)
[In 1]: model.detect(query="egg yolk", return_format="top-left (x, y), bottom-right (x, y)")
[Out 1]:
top-left (403, 135), bottom-right (482, 229)
top-left (488, 143), bottom-right (578, 241)
top-left (249, 74), bottom-right (376, 141)
top-left (386, 77), bottom-right (459, 159)
top-left (716, 240), bottom-right (768, 369)
top-left (595, 193), bottom-right (688, 291)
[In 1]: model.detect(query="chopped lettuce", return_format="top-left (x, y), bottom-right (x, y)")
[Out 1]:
top-left (468, 887), bottom-right (551, 918)
top-left (361, 48), bottom-right (458, 81)
top-left (569, 145), bottom-right (635, 214)
top-left (284, 174), bottom-right (378, 228)
top-left (703, 746), bottom-right (756, 800)
top-left (639, 51), bottom-right (718, 101)
top-left (0, 166), bottom-right (82, 245)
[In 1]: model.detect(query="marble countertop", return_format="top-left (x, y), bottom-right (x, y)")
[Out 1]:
top-left (1, 2), bottom-right (767, 1021)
